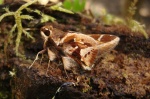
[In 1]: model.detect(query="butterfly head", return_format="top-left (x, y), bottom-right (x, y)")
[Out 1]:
top-left (40, 25), bottom-right (53, 41)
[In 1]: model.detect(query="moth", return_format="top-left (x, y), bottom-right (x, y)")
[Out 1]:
top-left (29, 25), bottom-right (120, 73)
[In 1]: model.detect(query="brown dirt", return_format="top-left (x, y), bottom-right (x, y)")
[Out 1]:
top-left (0, 2), bottom-right (150, 99)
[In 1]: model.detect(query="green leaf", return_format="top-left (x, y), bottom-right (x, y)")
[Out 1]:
top-left (73, 0), bottom-right (85, 12)
top-left (50, 2), bottom-right (74, 14)
top-left (63, 0), bottom-right (72, 10)
top-left (33, 9), bottom-right (56, 22)
top-left (63, 0), bottom-right (86, 12)
top-left (23, 30), bottom-right (35, 40)
top-left (20, 15), bottom-right (33, 20)
top-left (41, 14), bottom-right (56, 23)
top-left (3, 7), bottom-right (10, 12)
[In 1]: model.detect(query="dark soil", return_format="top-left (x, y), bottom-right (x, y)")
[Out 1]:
top-left (0, 2), bottom-right (150, 99)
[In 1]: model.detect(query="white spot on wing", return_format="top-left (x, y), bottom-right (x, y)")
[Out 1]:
top-left (98, 35), bottom-right (104, 41)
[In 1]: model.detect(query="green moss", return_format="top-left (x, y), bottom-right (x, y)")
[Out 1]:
top-left (50, 2), bottom-right (74, 14)
top-left (0, 1), bottom-right (75, 57)
top-left (127, 0), bottom-right (149, 39)
top-left (0, 0), bottom-right (37, 57)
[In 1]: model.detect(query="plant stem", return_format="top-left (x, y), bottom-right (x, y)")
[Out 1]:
top-left (0, 12), bottom-right (14, 21)
top-left (14, 0), bottom-right (38, 55)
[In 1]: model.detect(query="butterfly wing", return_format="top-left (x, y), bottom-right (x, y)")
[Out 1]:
top-left (61, 33), bottom-right (120, 70)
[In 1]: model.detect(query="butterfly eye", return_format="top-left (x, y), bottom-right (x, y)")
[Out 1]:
top-left (43, 28), bottom-right (51, 36)
top-left (41, 26), bottom-right (52, 37)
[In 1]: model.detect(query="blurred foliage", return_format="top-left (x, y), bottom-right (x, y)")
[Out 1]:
top-left (50, 2), bottom-right (74, 14)
top-left (0, 0), bottom-right (4, 4)
top-left (99, 0), bottom-right (148, 39)
top-left (0, 91), bottom-right (11, 99)
top-left (127, 0), bottom-right (137, 19)
top-left (0, 92), bottom-right (9, 99)
top-left (63, 0), bottom-right (86, 12)
top-left (102, 14), bottom-right (126, 25)
top-left (126, 0), bottom-right (148, 39)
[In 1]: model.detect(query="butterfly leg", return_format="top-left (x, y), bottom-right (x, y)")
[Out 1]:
top-left (45, 59), bottom-right (52, 76)
top-left (64, 67), bottom-right (69, 78)
top-left (29, 49), bottom-right (46, 69)
top-left (39, 53), bottom-right (44, 65)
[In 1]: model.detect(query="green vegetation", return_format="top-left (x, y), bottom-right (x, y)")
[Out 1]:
top-left (126, 0), bottom-right (149, 39)
top-left (0, 0), bottom-right (37, 57)
top-left (0, 0), bottom-right (4, 5)
top-left (0, 0), bottom-right (74, 57)
top-left (101, 0), bottom-right (148, 39)
top-left (63, 0), bottom-right (86, 12)
top-left (0, 0), bottom-right (148, 58)
top-left (50, 2), bottom-right (74, 14)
